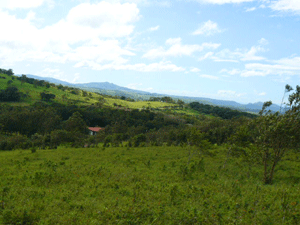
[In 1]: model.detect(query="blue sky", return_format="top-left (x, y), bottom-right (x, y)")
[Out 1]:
top-left (0, 0), bottom-right (300, 104)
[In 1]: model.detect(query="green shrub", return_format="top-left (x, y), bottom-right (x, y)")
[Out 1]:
top-left (132, 134), bottom-right (147, 147)
top-left (2, 209), bottom-right (38, 225)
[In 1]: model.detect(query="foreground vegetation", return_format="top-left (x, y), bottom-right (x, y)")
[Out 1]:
top-left (1, 146), bottom-right (300, 224)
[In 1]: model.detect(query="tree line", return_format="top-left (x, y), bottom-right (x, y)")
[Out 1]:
top-left (0, 100), bottom-right (241, 149)
top-left (189, 102), bottom-right (257, 120)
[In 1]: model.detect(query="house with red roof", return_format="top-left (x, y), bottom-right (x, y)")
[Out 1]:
top-left (88, 127), bottom-right (104, 135)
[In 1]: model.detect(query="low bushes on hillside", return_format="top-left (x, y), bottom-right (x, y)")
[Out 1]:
top-left (0, 87), bottom-right (22, 102)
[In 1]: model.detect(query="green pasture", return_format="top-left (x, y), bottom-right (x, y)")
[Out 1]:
top-left (0, 146), bottom-right (299, 224)
top-left (166, 108), bottom-right (215, 119)
top-left (105, 98), bottom-right (176, 109)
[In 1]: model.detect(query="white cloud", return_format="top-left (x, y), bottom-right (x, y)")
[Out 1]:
top-left (149, 25), bottom-right (160, 31)
top-left (63, 2), bottom-right (140, 38)
top-left (275, 56), bottom-right (300, 67)
top-left (0, 2), bottom-right (140, 67)
top-left (199, 52), bottom-right (214, 61)
top-left (77, 60), bottom-right (185, 72)
top-left (259, 38), bottom-right (269, 45)
top-left (218, 90), bottom-right (245, 97)
top-left (191, 0), bottom-right (255, 4)
top-left (127, 83), bottom-right (143, 89)
top-left (240, 57), bottom-right (300, 77)
top-left (242, 46), bottom-right (266, 61)
top-left (220, 68), bottom-right (241, 75)
top-left (72, 73), bottom-right (81, 83)
top-left (190, 67), bottom-right (201, 72)
top-left (199, 74), bottom-right (219, 80)
top-left (126, 83), bottom-right (154, 91)
top-left (241, 70), bottom-right (270, 77)
top-left (66, 39), bottom-right (134, 65)
top-left (107, 0), bottom-right (171, 7)
top-left (210, 49), bottom-right (241, 62)
top-left (270, 0), bottom-right (300, 14)
top-left (143, 38), bottom-right (220, 59)
top-left (259, 4), bottom-right (266, 9)
top-left (258, 92), bottom-right (266, 96)
top-left (0, 0), bottom-right (47, 9)
top-left (67, 2), bottom-right (139, 27)
top-left (122, 0), bottom-right (171, 6)
top-left (208, 44), bottom-right (266, 62)
top-left (165, 38), bottom-right (181, 45)
top-left (192, 20), bottom-right (223, 36)
top-left (0, 12), bottom-right (66, 66)
top-left (38, 68), bottom-right (64, 79)
top-left (245, 7), bottom-right (256, 12)
top-left (201, 39), bottom-right (268, 63)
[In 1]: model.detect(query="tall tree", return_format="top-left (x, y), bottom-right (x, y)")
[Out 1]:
top-left (63, 111), bottom-right (87, 134)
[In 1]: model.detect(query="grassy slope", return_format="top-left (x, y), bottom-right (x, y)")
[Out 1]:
top-left (0, 146), bottom-right (299, 224)
top-left (0, 73), bottom-right (211, 121)
top-left (0, 74), bottom-right (97, 106)
top-left (0, 74), bottom-right (177, 110)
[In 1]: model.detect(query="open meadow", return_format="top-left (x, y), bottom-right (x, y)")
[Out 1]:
top-left (1, 146), bottom-right (299, 224)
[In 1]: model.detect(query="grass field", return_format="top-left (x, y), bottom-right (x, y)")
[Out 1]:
top-left (0, 146), bottom-right (299, 224)
top-left (104, 98), bottom-right (176, 109)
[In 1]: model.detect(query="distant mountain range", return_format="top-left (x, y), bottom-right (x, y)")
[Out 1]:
top-left (21, 74), bottom-right (281, 113)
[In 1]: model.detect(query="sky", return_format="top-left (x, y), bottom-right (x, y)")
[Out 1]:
top-left (0, 0), bottom-right (300, 104)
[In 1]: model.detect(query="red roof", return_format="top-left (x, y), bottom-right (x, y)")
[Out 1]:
top-left (88, 127), bottom-right (104, 132)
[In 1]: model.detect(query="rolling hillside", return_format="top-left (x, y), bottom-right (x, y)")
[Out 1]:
top-left (22, 74), bottom-right (281, 113)
top-left (0, 73), bottom-right (176, 110)
top-left (1, 72), bottom-right (257, 121)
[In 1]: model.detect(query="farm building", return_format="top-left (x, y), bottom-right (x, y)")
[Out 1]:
top-left (88, 127), bottom-right (104, 135)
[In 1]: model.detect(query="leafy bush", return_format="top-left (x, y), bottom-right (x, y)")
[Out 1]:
top-left (2, 209), bottom-right (38, 225)
top-left (50, 129), bottom-right (85, 148)
top-left (0, 133), bottom-right (31, 151)
top-left (132, 134), bottom-right (147, 147)
top-left (0, 87), bottom-right (21, 102)
top-left (40, 92), bottom-right (55, 102)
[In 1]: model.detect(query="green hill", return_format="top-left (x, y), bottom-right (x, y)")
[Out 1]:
top-left (0, 73), bottom-right (176, 110)
top-left (21, 74), bottom-right (282, 112)
top-left (1, 72), bottom-right (258, 121)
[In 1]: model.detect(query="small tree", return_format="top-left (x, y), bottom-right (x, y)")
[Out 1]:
top-left (7, 69), bottom-right (13, 76)
top-left (20, 74), bottom-right (27, 85)
top-left (63, 111), bottom-right (87, 134)
top-left (186, 127), bottom-right (212, 165)
top-left (57, 84), bottom-right (64, 90)
top-left (233, 85), bottom-right (300, 184)
top-left (0, 87), bottom-right (21, 102)
top-left (7, 80), bottom-right (13, 85)
top-left (82, 90), bottom-right (88, 97)
top-left (40, 92), bottom-right (55, 102)
top-left (177, 99), bottom-right (185, 109)
top-left (96, 96), bottom-right (105, 107)
top-left (45, 83), bottom-right (50, 89)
